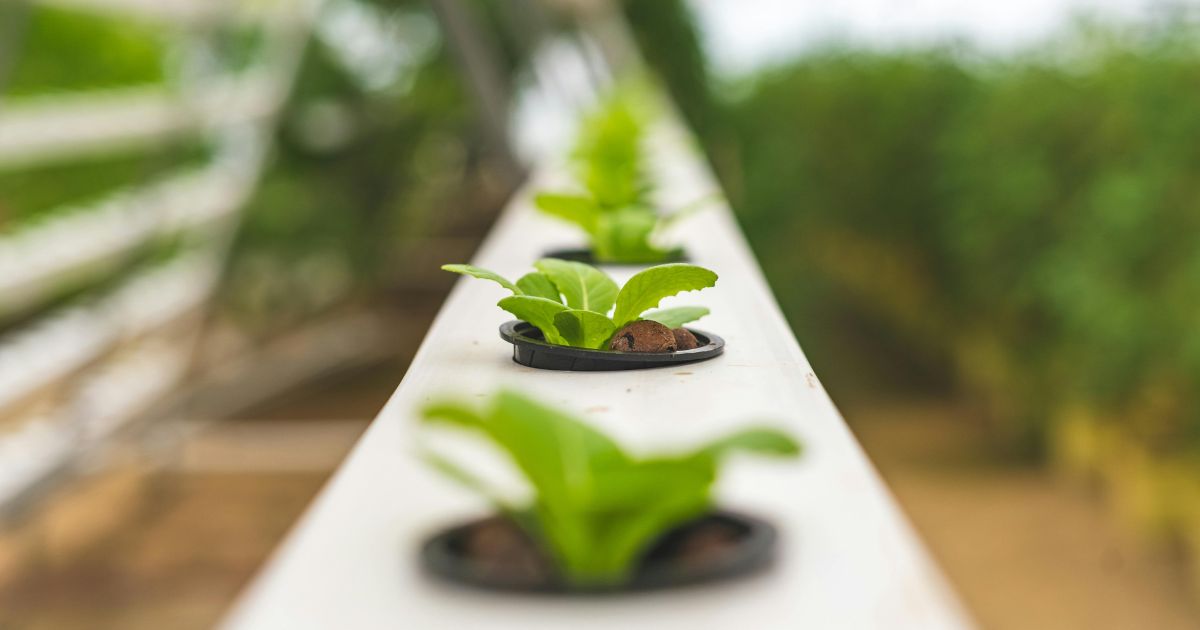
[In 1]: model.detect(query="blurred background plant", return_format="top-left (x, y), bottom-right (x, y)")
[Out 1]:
top-left (706, 21), bottom-right (1200, 457)
top-left (533, 90), bottom-right (673, 264)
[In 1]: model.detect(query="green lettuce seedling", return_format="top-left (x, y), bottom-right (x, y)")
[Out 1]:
top-left (533, 93), bottom-right (711, 263)
top-left (419, 389), bottom-right (801, 585)
top-left (441, 258), bottom-right (717, 349)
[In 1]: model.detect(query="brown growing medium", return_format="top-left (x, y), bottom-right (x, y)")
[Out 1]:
top-left (463, 517), bottom-right (549, 583)
top-left (609, 320), bottom-right (678, 352)
top-left (449, 514), bottom-right (745, 589)
top-left (672, 328), bottom-right (700, 350)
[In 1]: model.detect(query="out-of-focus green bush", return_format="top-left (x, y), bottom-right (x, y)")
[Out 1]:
top-left (627, 9), bottom-right (1200, 572)
top-left (625, 3), bottom-right (1200, 455)
top-left (621, 0), bottom-right (714, 136)
top-left (221, 0), bottom-right (528, 332)
top-left (716, 24), bottom-right (1200, 457)
top-left (718, 49), bottom-right (977, 406)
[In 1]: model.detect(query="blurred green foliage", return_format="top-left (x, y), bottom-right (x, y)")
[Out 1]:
top-left (222, 0), bottom-right (525, 331)
top-left (4, 6), bottom-right (166, 95)
top-left (573, 93), bottom-right (649, 210)
top-left (534, 91), bottom-right (692, 263)
top-left (620, 0), bottom-right (713, 135)
top-left (625, 3), bottom-right (1200, 456)
top-left (0, 0), bottom-right (521, 336)
top-left (0, 143), bottom-right (211, 231)
top-left (712, 27), bottom-right (1200, 454)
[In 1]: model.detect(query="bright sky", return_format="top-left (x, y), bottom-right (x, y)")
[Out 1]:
top-left (687, 0), bottom-right (1169, 75)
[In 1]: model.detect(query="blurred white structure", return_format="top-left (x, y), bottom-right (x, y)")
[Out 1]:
top-left (0, 0), bottom-right (317, 510)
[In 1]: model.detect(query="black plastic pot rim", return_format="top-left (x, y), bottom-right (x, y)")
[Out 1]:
top-left (499, 320), bottom-right (724, 371)
top-left (541, 246), bottom-right (688, 267)
top-left (419, 509), bottom-right (778, 596)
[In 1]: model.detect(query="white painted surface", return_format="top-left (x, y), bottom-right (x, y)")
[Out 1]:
top-left (225, 124), bottom-right (973, 629)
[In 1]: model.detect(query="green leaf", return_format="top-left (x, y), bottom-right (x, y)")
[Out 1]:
top-left (516, 272), bottom-right (561, 302)
top-left (695, 428), bottom-right (803, 461)
top-left (487, 390), bottom-right (629, 580)
top-left (487, 390), bottom-right (635, 583)
top-left (582, 484), bottom-right (711, 581)
top-left (575, 96), bottom-right (651, 209)
top-left (423, 391), bottom-right (629, 505)
top-left (534, 258), bottom-right (619, 314)
top-left (593, 207), bottom-right (666, 263)
top-left (641, 306), bottom-right (710, 329)
top-left (583, 457), bottom-right (715, 512)
top-left (497, 295), bottom-right (569, 345)
top-left (441, 264), bottom-right (521, 294)
top-left (554, 309), bottom-right (617, 349)
top-left (422, 400), bottom-right (487, 429)
top-left (554, 456), bottom-right (714, 582)
top-left (487, 390), bottom-right (630, 496)
top-left (417, 390), bottom-right (801, 586)
top-left (534, 193), bottom-right (601, 234)
top-left (612, 263), bottom-right (718, 327)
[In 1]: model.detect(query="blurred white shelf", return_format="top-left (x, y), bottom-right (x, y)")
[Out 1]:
top-left (0, 76), bottom-right (281, 170)
top-left (0, 417), bottom-right (76, 510)
top-left (224, 120), bottom-right (975, 628)
top-left (0, 0), bottom-right (318, 514)
top-left (0, 253), bottom-right (214, 506)
top-left (0, 141), bottom-right (262, 316)
top-left (0, 253), bottom-right (218, 414)
top-left (73, 340), bottom-right (192, 442)
top-left (0, 340), bottom-right (191, 508)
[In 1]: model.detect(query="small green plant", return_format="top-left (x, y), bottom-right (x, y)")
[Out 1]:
top-left (533, 92), bottom-right (708, 263)
top-left (419, 389), bottom-right (801, 585)
top-left (441, 258), bottom-right (717, 349)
